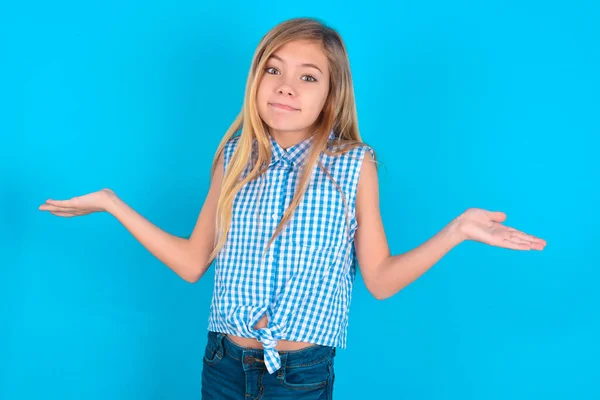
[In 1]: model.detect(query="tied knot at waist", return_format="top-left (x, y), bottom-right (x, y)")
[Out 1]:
top-left (256, 327), bottom-right (278, 349)
top-left (254, 327), bottom-right (281, 374)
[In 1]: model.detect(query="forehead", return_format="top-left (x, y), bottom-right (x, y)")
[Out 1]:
top-left (270, 40), bottom-right (328, 70)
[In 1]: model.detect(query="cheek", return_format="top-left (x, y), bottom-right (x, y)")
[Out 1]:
top-left (256, 82), bottom-right (270, 116)
top-left (256, 82), bottom-right (267, 103)
top-left (306, 88), bottom-right (329, 116)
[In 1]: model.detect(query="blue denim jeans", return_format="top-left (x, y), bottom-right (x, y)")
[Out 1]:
top-left (201, 331), bottom-right (336, 399)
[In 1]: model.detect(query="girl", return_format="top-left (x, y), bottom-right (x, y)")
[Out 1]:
top-left (38, 17), bottom-right (546, 400)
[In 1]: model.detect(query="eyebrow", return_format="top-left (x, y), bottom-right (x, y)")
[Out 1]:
top-left (269, 54), bottom-right (324, 75)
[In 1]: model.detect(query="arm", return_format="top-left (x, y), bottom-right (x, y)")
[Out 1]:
top-left (353, 153), bottom-right (463, 300)
top-left (354, 152), bottom-right (545, 300)
top-left (104, 151), bottom-right (225, 283)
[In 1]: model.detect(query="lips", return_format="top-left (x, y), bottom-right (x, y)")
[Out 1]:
top-left (269, 102), bottom-right (299, 111)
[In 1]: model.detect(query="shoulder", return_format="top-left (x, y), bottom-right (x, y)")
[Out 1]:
top-left (319, 142), bottom-right (377, 192)
top-left (223, 134), bottom-right (243, 164)
top-left (356, 144), bottom-right (378, 200)
top-left (323, 140), bottom-right (376, 167)
top-left (342, 144), bottom-right (377, 181)
top-left (353, 145), bottom-right (380, 242)
top-left (359, 145), bottom-right (377, 182)
top-left (225, 134), bottom-right (242, 151)
top-left (358, 146), bottom-right (377, 177)
top-left (354, 144), bottom-right (375, 163)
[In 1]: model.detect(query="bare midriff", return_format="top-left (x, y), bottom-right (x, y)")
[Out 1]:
top-left (225, 314), bottom-right (315, 351)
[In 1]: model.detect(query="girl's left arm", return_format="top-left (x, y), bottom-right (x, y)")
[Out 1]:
top-left (354, 153), bottom-right (547, 300)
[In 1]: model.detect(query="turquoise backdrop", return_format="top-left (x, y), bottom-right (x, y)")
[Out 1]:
top-left (2, 1), bottom-right (598, 399)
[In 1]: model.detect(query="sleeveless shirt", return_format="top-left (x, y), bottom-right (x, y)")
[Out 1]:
top-left (207, 130), bottom-right (374, 374)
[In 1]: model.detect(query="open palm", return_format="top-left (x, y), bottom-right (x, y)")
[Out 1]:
top-left (458, 208), bottom-right (546, 251)
top-left (38, 188), bottom-right (115, 217)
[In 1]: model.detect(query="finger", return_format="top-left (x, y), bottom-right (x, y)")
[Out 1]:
top-left (46, 199), bottom-right (76, 207)
top-left (530, 235), bottom-right (547, 245)
top-left (508, 238), bottom-right (545, 251)
top-left (502, 227), bottom-right (540, 241)
top-left (511, 231), bottom-right (546, 245)
top-left (502, 238), bottom-right (531, 250)
top-left (530, 242), bottom-right (545, 250)
top-left (39, 204), bottom-right (80, 213)
top-left (509, 237), bottom-right (533, 247)
top-left (50, 211), bottom-right (77, 217)
top-left (522, 237), bottom-right (546, 249)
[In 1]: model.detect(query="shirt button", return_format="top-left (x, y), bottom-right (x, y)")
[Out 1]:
top-left (243, 355), bottom-right (255, 365)
top-left (269, 256), bottom-right (275, 262)
top-left (271, 213), bottom-right (278, 221)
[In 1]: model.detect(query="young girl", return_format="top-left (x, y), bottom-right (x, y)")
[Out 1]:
top-left (38, 17), bottom-right (546, 400)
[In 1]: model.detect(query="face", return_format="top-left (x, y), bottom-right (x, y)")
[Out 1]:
top-left (256, 40), bottom-right (330, 143)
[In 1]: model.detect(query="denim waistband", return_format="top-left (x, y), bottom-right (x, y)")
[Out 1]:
top-left (207, 330), bottom-right (336, 369)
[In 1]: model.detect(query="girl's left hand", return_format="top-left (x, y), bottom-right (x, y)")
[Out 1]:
top-left (457, 208), bottom-right (546, 251)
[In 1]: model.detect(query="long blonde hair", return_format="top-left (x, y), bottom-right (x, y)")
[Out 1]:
top-left (207, 17), bottom-right (378, 264)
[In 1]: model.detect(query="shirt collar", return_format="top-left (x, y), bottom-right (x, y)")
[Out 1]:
top-left (268, 131), bottom-right (336, 169)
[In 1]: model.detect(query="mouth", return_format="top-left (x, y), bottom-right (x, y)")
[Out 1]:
top-left (268, 102), bottom-right (300, 111)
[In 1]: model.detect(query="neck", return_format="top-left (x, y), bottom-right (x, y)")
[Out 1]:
top-left (269, 128), bottom-right (314, 150)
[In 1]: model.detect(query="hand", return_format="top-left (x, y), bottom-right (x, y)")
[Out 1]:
top-left (456, 208), bottom-right (546, 251)
top-left (38, 188), bottom-right (116, 217)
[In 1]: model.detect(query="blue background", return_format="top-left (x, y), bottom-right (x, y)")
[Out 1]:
top-left (3, 1), bottom-right (599, 399)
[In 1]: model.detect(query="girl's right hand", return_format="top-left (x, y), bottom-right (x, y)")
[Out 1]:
top-left (38, 188), bottom-right (116, 217)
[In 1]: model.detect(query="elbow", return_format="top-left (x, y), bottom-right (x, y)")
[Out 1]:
top-left (183, 269), bottom-right (203, 284)
top-left (371, 289), bottom-right (391, 301)
top-left (364, 268), bottom-right (407, 300)
top-left (182, 261), bottom-right (211, 284)
top-left (365, 276), bottom-right (404, 300)
top-left (362, 259), bottom-right (396, 301)
top-left (365, 281), bottom-right (392, 301)
top-left (370, 282), bottom-right (408, 300)
top-left (184, 275), bottom-right (200, 284)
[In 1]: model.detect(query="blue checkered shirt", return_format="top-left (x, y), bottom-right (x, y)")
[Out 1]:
top-left (207, 131), bottom-right (374, 374)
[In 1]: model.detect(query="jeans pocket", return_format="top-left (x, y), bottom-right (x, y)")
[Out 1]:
top-left (280, 358), bottom-right (331, 391)
top-left (202, 333), bottom-right (224, 366)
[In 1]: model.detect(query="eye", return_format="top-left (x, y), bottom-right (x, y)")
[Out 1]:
top-left (302, 75), bottom-right (317, 83)
top-left (264, 66), bottom-right (279, 75)
top-left (263, 66), bottom-right (317, 82)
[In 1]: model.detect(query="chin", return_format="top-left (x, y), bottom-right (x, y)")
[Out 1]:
top-left (259, 109), bottom-right (315, 134)
top-left (262, 118), bottom-right (299, 133)
top-left (266, 125), bottom-right (297, 134)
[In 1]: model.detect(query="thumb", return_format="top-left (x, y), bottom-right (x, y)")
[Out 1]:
top-left (486, 211), bottom-right (507, 222)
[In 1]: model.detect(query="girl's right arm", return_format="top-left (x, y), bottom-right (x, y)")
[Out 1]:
top-left (39, 152), bottom-right (225, 283)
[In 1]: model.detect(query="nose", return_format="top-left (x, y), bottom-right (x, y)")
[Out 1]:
top-left (276, 82), bottom-right (296, 97)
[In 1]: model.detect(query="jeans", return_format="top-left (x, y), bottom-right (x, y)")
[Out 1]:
top-left (201, 331), bottom-right (336, 399)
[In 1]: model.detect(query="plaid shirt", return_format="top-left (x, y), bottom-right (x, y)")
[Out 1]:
top-left (208, 131), bottom-right (374, 374)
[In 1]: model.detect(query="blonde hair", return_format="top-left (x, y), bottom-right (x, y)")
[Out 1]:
top-left (207, 17), bottom-right (378, 264)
